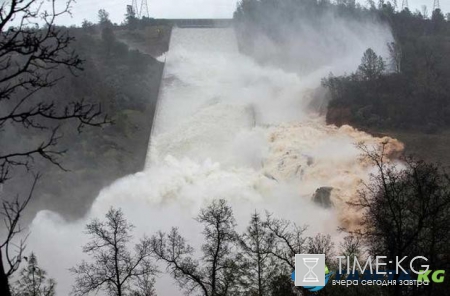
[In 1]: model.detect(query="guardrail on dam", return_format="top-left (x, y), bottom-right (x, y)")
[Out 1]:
top-left (170, 19), bottom-right (233, 28)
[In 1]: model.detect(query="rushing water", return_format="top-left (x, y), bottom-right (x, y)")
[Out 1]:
top-left (26, 27), bottom-right (402, 295)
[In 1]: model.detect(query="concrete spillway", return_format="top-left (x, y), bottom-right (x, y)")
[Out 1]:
top-left (142, 24), bottom-right (402, 232)
top-left (145, 27), bottom-right (257, 166)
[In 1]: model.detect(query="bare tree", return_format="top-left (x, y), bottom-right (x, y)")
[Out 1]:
top-left (151, 227), bottom-right (209, 295)
top-left (339, 235), bottom-right (363, 265)
top-left (238, 212), bottom-right (277, 296)
top-left (0, 0), bottom-right (109, 184)
top-left (348, 142), bottom-right (450, 296)
top-left (330, 235), bottom-right (382, 296)
top-left (11, 252), bottom-right (55, 296)
top-left (387, 42), bottom-right (402, 73)
top-left (259, 215), bottom-right (314, 296)
top-left (151, 199), bottom-right (239, 296)
top-left (307, 234), bottom-right (334, 258)
top-left (0, 1), bottom-right (108, 294)
top-left (71, 208), bottom-right (158, 296)
top-left (263, 214), bottom-right (308, 271)
top-left (0, 175), bottom-right (39, 296)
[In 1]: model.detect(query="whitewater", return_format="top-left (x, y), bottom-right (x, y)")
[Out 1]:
top-left (27, 26), bottom-right (403, 295)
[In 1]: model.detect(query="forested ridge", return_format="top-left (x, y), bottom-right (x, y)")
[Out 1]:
top-left (2, 14), bottom-right (171, 218)
top-left (323, 6), bottom-right (450, 133)
top-left (234, 0), bottom-right (450, 165)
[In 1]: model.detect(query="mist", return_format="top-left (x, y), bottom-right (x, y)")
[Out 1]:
top-left (23, 8), bottom-right (404, 296)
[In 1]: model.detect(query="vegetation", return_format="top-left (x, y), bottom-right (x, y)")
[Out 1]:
top-left (0, 2), bottom-right (169, 295)
top-left (6, 141), bottom-right (450, 296)
top-left (2, 0), bottom-right (450, 295)
top-left (11, 253), bottom-right (56, 296)
top-left (71, 208), bottom-right (158, 296)
top-left (324, 8), bottom-right (450, 132)
top-left (320, 7), bottom-right (450, 166)
top-left (0, 1), bottom-right (110, 295)
top-left (1, 7), bottom-right (170, 221)
top-left (21, 14), bottom-right (169, 218)
top-left (151, 200), bottom-right (240, 296)
top-left (147, 144), bottom-right (449, 296)
top-left (238, 212), bottom-right (277, 295)
top-left (93, 144), bottom-right (450, 296)
top-left (350, 142), bottom-right (450, 295)
top-left (235, 0), bottom-right (450, 133)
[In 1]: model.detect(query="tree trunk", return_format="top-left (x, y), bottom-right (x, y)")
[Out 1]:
top-left (0, 249), bottom-right (12, 296)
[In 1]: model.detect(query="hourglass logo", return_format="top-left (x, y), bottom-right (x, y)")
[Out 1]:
top-left (295, 254), bottom-right (325, 286)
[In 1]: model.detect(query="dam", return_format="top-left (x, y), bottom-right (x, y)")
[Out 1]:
top-left (27, 22), bottom-right (401, 296)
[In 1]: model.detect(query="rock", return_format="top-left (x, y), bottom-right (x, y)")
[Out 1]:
top-left (312, 187), bottom-right (334, 208)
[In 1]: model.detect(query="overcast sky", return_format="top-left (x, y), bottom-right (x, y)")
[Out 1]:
top-left (46, 0), bottom-right (449, 26)
top-left (52, 0), bottom-right (239, 25)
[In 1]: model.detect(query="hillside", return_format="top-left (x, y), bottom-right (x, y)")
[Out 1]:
top-left (3, 23), bottom-right (172, 219)
top-left (234, 0), bottom-right (450, 167)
